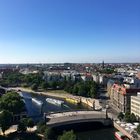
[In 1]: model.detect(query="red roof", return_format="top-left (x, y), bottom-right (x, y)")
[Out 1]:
top-left (112, 84), bottom-right (140, 95)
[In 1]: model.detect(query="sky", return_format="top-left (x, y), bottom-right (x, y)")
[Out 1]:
top-left (0, 0), bottom-right (140, 63)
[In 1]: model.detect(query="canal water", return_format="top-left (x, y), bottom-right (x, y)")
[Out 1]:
top-left (77, 128), bottom-right (116, 140)
top-left (20, 91), bottom-right (90, 117)
top-left (21, 92), bottom-right (116, 140)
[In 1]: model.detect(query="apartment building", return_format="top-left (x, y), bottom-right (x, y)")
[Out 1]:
top-left (131, 93), bottom-right (140, 118)
top-left (111, 83), bottom-right (140, 113)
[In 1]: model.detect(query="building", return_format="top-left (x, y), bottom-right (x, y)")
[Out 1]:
top-left (107, 79), bottom-right (115, 97)
top-left (81, 73), bottom-right (93, 81)
top-left (123, 77), bottom-right (140, 88)
top-left (99, 74), bottom-right (110, 87)
top-left (102, 61), bottom-right (104, 69)
top-left (111, 83), bottom-right (140, 113)
top-left (131, 93), bottom-right (140, 118)
top-left (92, 73), bottom-right (100, 83)
top-left (43, 71), bottom-right (63, 82)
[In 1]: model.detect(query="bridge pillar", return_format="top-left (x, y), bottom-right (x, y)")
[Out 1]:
top-left (103, 118), bottom-right (112, 126)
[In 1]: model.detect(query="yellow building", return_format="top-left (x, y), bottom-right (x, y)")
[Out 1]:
top-left (131, 93), bottom-right (140, 118)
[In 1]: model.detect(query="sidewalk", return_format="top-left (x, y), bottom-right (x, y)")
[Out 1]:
top-left (0, 125), bottom-right (37, 136)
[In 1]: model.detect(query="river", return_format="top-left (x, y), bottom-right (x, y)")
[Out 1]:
top-left (20, 91), bottom-right (90, 117)
top-left (77, 128), bottom-right (116, 140)
top-left (21, 92), bottom-right (116, 140)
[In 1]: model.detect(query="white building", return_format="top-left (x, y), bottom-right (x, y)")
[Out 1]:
top-left (123, 77), bottom-right (140, 88)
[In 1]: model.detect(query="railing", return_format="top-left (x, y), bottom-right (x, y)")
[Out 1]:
top-left (44, 109), bottom-right (97, 115)
top-left (45, 110), bottom-right (107, 120)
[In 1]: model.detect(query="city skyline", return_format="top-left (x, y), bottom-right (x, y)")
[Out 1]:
top-left (0, 0), bottom-right (140, 64)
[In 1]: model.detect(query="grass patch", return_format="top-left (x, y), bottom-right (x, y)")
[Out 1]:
top-left (48, 90), bottom-right (69, 94)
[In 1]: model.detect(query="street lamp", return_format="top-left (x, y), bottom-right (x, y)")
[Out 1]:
top-left (105, 105), bottom-right (109, 119)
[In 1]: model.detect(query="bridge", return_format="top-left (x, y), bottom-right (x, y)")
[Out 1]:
top-left (45, 110), bottom-right (112, 128)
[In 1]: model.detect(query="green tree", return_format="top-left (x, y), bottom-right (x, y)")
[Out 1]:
top-left (124, 111), bottom-right (131, 123)
top-left (18, 120), bottom-right (27, 133)
top-left (137, 124), bottom-right (140, 134)
top-left (0, 110), bottom-right (13, 135)
top-left (58, 130), bottom-right (76, 140)
top-left (41, 82), bottom-right (48, 91)
top-left (124, 112), bottom-right (137, 123)
top-left (78, 84), bottom-right (86, 96)
top-left (130, 113), bottom-right (137, 122)
top-left (37, 121), bottom-right (46, 134)
top-left (27, 118), bottom-right (34, 128)
top-left (90, 86), bottom-right (97, 98)
top-left (49, 81), bottom-right (58, 89)
top-left (31, 83), bottom-right (38, 91)
top-left (118, 112), bottom-right (124, 121)
top-left (18, 118), bottom-right (34, 133)
top-left (73, 84), bottom-right (79, 94)
top-left (44, 127), bottom-right (55, 140)
top-left (0, 92), bottom-right (25, 114)
top-left (18, 118), bottom-right (28, 133)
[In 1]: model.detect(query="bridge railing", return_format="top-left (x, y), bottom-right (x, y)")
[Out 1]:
top-left (45, 110), bottom-right (107, 119)
top-left (44, 109), bottom-right (97, 115)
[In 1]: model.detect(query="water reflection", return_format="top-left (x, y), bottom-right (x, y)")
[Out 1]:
top-left (20, 92), bottom-right (90, 117)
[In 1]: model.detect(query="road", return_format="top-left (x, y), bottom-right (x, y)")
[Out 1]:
top-left (98, 87), bottom-right (119, 119)
top-left (46, 111), bottom-right (107, 126)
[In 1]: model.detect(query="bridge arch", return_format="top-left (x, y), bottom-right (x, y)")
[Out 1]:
top-left (46, 111), bottom-right (112, 132)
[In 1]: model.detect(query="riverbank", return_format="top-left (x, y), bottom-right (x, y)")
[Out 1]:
top-left (9, 87), bottom-right (101, 109)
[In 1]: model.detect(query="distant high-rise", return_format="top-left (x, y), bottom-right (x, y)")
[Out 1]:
top-left (102, 61), bottom-right (104, 69)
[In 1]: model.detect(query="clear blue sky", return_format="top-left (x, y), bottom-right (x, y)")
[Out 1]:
top-left (0, 0), bottom-right (140, 63)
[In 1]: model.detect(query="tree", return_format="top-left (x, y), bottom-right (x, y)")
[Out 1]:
top-left (27, 118), bottom-right (34, 128)
top-left (137, 124), bottom-right (140, 134)
top-left (41, 82), bottom-right (48, 91)
top-left (73, 84), bottom-right (79, 94)
top-left (44, 127), bottom-right (55, 140)
top-left (90, 86), bottom-right (97, 98)
top-left (0, 110), bottom-right (13, 135)
top-left (37, 121), bottom-right (46, 134)
top-left (0, 92), bottom-right (25, 114)
top-left (31, 83), bottom-right (38, 91)
top-left (124, 112), bottom-right (137, 123)
top-left (58, 130), bottom-right (76, 140)
top-left (17, 118), bottom-right (28, 133)
top-left (124, 111), bottom-right (131, 123)
top-left (18, 120), bottom-right (27, 133)
top-left (18, 118), bottom-right (34, 133)
top-left (118, 112), bottom-right (124, 121)
top-left (78, 84), bottom-right (86, 96)
top-left (130, 113), bottom-right (137, 122)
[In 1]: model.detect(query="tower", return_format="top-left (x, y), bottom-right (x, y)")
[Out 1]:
top-left (102, 60), bottom-right (104, 69)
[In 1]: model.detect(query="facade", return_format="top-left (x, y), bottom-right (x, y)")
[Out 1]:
top-left (123, 77), bottom-right (140, 88)
top-left (111, 84), bottom-right (140, 113)
top-left (107, 79), bottom-right (115, 97)
top-left (43, 71), bottom-right (62, 82)
top-left (99, 74), bottom-right (110, 87)
top-left (136, 71), bottom-right (140, 79)
top-left (131, 94), bottom-right (140, 118)
top-left (92, 73), bottom-right (110, 86)
top-left (92, 73), bottom-right (100, 83)
top-left (81, 73), bottom-right (93, 81)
